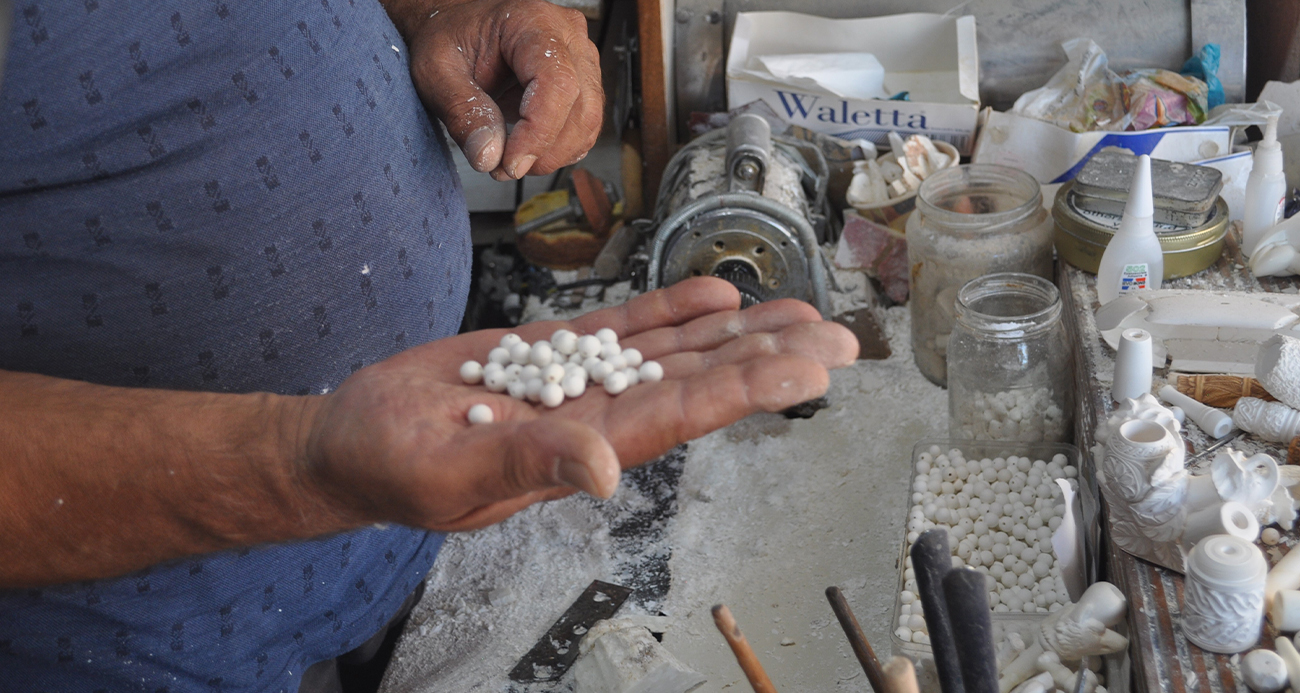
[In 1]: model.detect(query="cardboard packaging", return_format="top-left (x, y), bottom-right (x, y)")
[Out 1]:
top-left (726, 12), bottom-right (980, 154)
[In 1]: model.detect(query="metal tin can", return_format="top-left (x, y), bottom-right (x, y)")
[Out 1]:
top-left (1052, 182), bottom-right (1228, 279)
top-left (1072, 150), bottom-right (1223, 228)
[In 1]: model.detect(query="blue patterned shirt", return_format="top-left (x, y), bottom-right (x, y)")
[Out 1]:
top-left (0, 1), bottom-right (470, 690)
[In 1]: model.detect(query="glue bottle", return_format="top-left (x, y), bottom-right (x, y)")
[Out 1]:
top-left (1242, 114), bottom-right (1287, 258)
top-left (1097, 154), bottom-right (1162, 304)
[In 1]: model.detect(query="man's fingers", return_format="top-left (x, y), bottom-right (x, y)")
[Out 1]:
top-left (414, 52), bottom-right (508, 173)
top-left (569, 277), bottom-right (741, 338)
top-left (492, 418), bottom-right (620, 499)
top-left (654, 321), bottom-right (859, 377)
top-left (495, 9), bottom-right (600, 177)
top-left (621, 298), bottom-right (824, 360)
top-left (600, 355), bottom-right (831, 465)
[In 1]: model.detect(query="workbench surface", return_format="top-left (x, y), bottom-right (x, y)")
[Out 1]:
top-left (1063, 229), bottom-right (1300, 693)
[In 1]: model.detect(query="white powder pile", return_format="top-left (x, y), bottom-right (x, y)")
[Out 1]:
top-left (383, 300), bottom-right (950, 693)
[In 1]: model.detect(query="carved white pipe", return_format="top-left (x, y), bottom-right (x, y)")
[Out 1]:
top-left (998, 643), bottom-right (1045, 693)
top-left (1235, 397), bottom-right (1300, 444)
top-left (1113, 328), bottom-right (1153, 402)
top-left (1257, 334), bottom-right (1300, 411)
top-left (1275, 636), bottom-right (1300, 693)
top-left (1269, 547), bottom-right (1300, 611)
top-left (1159, 385), bottom-right (1233, 439)
top-left (1183, 535), bottom-right (1267, 653)
top-left (1182, 501), bottom-right (1260, 547)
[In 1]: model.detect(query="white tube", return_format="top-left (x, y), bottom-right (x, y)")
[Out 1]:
top-left (1158, 385), bottom-right (1234, 438)
top-left (1112, 328), bottom-right (1153, 402)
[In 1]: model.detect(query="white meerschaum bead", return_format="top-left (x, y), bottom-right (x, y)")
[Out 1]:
top-left (460, 361), bottom-right (483, 384)
top-left (507, 378), bottom-right (528, 400)
top-left (509, 342), bottom-right (532, 365)
top-left (551, 330), bottom-right (578, 354)
top-left (467, 404), bottom-right (494, 424)
top-left (540, 382), bottom-right (564, 408)
top-left (542, 363), bottom-right (565, 384)
top-left (595, 327), bottom-right (618, 344)
top-left (484, 370), bottom-right (508, 393)
top-left (530, 341), bottom-right (553, 367)
top-left (525, 378), bottom-right (544, 402)
top-left (500, 333), bottom-right (522, 349)
top-left (562, 373), bottom-right (587, 398)
top-left (590, 361), bottom-right (615, 384)
top-left (622, 348), bottom-right (643, 368)
top-left (606, 354), bottom-right (627, 371)
top-left (505, 363), bottom-right (523, 379)
top-left (624, 367), bottom-right (640, 386)
top-left (483, 361), bottom-right (504, 376)
top-left (577, 335), bottom-right (602, 359)
top-left (520, 365), bottom-right (541, 382)
top-left (601, 341), bottom-right (622, 360)
top-left (639, 361), bottom-right (664, 382)
top-left (604, 370), bottom-right (629, 395)
top-left (488, 347), bottom-right (511, 365)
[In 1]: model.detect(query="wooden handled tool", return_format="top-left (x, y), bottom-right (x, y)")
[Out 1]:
top-left (825, 586), bottom-right (888, 693)
top-left (942, 569), bottom-right (999, 693)
top-left (712, 604), bottom-right (778, 693)
top-left (911, 529), bottom-right (965, 693)
top-left (883, 656), bottom-right (920, 693)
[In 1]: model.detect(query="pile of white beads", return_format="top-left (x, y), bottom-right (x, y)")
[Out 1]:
top-left (895, 446), bottom-right (1079, 646)
top-left (458, 328), bottom-right (664, 423)
top-left (952, 388), bottom-right (1068, 443)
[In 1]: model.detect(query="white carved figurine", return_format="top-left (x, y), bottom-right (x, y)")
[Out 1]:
top-left (997, 582), bottom-right (1128, 693)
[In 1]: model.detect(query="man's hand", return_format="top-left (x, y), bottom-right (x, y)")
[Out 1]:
top-left (383, 0), bottom-right (603, 180)
top-left (302, 278), bottom-right (858, 532)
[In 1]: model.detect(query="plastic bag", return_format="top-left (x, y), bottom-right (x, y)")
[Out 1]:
top-left (1181, 44), bottom-right (1224, 110)
top-left (1011, 38), bottom-right (1211, 132)
top-left (1120, 68), bottom-right (1209, 130)
top-left (1010, 38), bottom-right (1125, 132)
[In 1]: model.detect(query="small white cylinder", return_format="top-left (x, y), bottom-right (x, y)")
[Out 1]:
top-left (1112, 328), bottom-right (1153, 403)
top-left (1183, 534), bottom-right (1267, 653)
top-left (1271, 590), bottom-right (1300, 632)
top-left (1159, 385), bottom-right (1234, 439)
top-left (1183, 501), bottom-right (1261, 548)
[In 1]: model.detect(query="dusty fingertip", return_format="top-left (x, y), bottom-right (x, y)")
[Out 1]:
top-left (464, 126), bottom-right (501, 172)
top-left (509, 154), bottom-right (537, 179)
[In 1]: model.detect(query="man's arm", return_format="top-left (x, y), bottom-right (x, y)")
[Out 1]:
top-left (379, 0), bottom-right (604, 181)
top-left (0, 373), bottom-right (337, 587)
top-left (0, 279), bottom-right (858, 588)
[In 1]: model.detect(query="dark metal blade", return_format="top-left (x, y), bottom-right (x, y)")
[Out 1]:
top-left (508, 579), bottom-right (633, 682)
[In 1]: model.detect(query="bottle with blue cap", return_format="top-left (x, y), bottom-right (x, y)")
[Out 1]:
top-left (1096, 154), bottom-right (1162, 304)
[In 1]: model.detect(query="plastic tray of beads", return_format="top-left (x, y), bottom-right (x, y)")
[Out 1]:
top-left (890, 438), bottom-right (1097, 664)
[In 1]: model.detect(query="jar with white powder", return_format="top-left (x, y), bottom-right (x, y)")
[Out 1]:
top-left (947, 273), bottom-right (1072, 443)
top-left (907, 165), bottom-right (1053, 386)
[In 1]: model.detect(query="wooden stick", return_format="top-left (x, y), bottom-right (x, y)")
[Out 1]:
top-left (825, 586), bottom-right (889, 693)
top-left (882, 656), bottom-right (919, 693)
top-left (712, 604), bottom-right (779, 693)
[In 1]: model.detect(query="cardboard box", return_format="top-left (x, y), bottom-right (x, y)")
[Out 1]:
top-left (726, 12), bottom-right (980, 154)
top-left (972, 109), bottom-right (1234, 185)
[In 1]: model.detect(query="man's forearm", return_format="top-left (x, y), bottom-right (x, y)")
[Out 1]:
top-left (0, 370), bottom-right (346, 588)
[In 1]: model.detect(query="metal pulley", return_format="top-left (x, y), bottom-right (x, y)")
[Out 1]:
top-left (645, 114), bottom-right (833, 316)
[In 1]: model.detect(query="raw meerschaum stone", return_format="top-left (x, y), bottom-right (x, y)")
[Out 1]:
top-left (571, 617), bottom-right (706, 693)
top-left (1257, 334), bottom-right (1300, 410)
top-left (1241, 648), bottom-right (1288, 693)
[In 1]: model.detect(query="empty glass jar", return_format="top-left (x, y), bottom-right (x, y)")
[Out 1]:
top-left (947, 273), bottom-right (1073, 443)
top-left (907, 165), bottom-right (1054, 386)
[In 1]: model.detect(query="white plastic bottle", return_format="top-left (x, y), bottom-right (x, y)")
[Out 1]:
top-left (1097, 154), bottom-right (1162, 304)
top-left (1242, 114), bottom-right (1288, 258)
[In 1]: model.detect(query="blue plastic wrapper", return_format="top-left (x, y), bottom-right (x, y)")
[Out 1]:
top-left (1182, 43), bottom-right (1224, 110)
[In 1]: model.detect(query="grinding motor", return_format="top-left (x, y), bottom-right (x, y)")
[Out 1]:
top-left (645, 114), bottom-right (833, 315)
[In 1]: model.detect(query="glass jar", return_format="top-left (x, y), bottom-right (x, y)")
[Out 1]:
top-left (907, 165), bottom-right (1054, 386)
top-left (947, 273), bottom-right (1073, 443)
